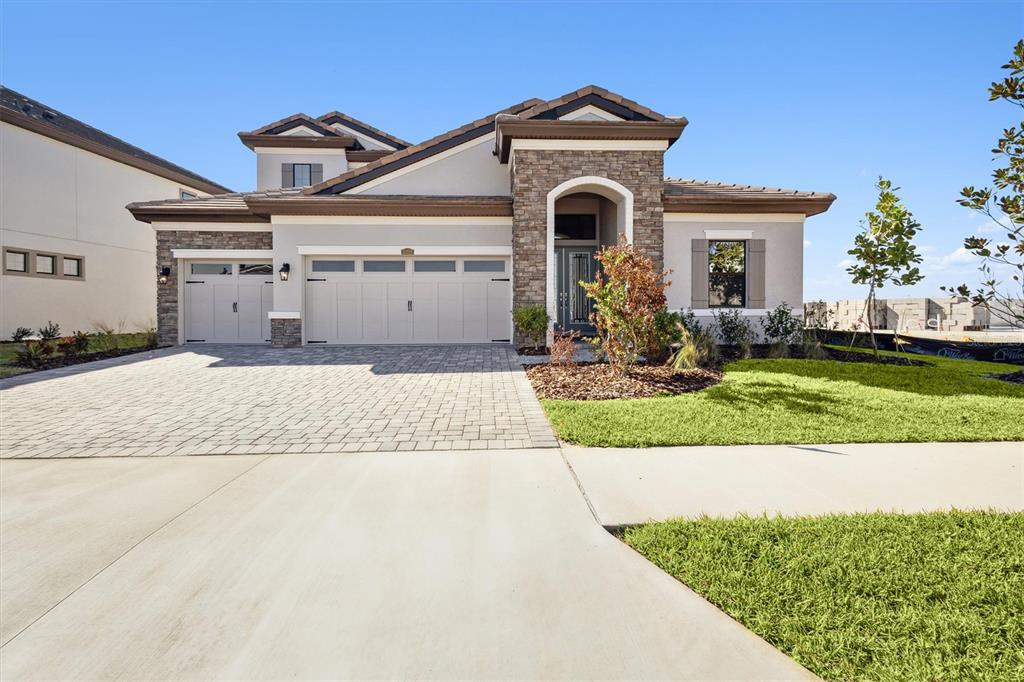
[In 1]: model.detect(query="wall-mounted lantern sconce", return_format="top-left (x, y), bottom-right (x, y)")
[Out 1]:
top-left (158, 267), bottom-right (171, 285)
top-left (279, 263), bottom-right (290, 281)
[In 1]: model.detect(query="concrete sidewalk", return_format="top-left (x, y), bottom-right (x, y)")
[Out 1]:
top-left (565, 441), bottom-right (1024, 526)
top-left (0, 451), bottom-right (813, 680)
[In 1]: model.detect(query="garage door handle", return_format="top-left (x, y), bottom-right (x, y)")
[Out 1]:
top-left (233, 301), bottom-right (238, 313)
top-left (407, 300), bottom-right (413, 312)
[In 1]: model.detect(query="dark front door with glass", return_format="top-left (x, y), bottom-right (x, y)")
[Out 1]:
top-left (553, 213), bottom-right (599, 334)
top-left (555, 246), bottom-right (597, 334)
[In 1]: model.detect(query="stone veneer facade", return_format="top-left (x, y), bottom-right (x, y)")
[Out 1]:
top-left (270, 318), bottom-right (302, 348)
top-left (155, 230), bottom-right (273, 346)
top-left (510, 149), bottom-right (665, 342)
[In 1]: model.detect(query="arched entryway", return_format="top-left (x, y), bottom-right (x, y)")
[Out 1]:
top-left (545, 176), bottom-right (633, 333)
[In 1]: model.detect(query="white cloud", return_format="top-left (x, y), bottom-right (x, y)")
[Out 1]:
top-left (836, 257), bottom-right (856, 269)
top-left (803, 240), bottom-right (812, 249)
top-left (977, 219), bottom-right (1004, 234)
top-left (930, 247), bottom-right (975, 269)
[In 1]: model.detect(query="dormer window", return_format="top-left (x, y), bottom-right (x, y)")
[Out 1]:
top-left (281, 163), bottom-right (323, 188)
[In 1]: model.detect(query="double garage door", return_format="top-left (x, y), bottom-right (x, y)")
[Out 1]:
top-left (305, 256), bottom-right (511, 344)
top-left (184, 261), bottom-right (273, 343)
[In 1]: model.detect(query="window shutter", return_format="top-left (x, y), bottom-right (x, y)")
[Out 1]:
top-left (747, 239), bottom-right (766, 308)
top-left (691, 239), bottom-right (709, 308)
top-left (281, 163), bottom-right (294, 188)
top-left (310, 164), bottom-right (323, 186)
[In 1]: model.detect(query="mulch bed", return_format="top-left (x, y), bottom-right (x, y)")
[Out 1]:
top-left (9, 346), bottom-right (158, 373)
top-left (526, 362), bottom-right (722, 400)
top-left (516, 346), bottom-right (550, 356)
top-left (990, 369), bottom-right (1024, 385)
top-left (716, 344), bottom-right (933, 367)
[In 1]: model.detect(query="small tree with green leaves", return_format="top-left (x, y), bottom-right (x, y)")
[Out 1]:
top-left (846, 178), bottom-right (924, 357)
top-left (943, 39), bottom-right (1024, 328)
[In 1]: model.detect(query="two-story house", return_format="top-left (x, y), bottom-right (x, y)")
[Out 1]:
top-left (128, 86), bottom-right (835, 347)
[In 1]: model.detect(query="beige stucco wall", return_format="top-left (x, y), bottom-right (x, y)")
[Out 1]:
top-left (0, 123), bottom-right (209, 339)
top-left (255, 150), bottom-right (348, 191)
top-left (269, 218), bottom-right (513, 313)
top-left (353, 134), bottom-right (510, 196)
top-left (663, 214), bottom-right (805, 317)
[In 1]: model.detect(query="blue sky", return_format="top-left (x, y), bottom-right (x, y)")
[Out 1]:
top-left (2, 1), bottom-right (1020, 301)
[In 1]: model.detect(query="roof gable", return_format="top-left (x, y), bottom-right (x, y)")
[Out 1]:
top-left (516, 85), bottom-right (668, 122)
top-left (317, 111), bottom-right (410, 150)
top-left (304, 96), bottom-right (545, 196)
top-left (248, 113), bottom-right (339, 137)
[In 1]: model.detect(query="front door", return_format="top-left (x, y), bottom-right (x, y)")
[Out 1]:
top-left (555, 246), bottom-right (597, 334)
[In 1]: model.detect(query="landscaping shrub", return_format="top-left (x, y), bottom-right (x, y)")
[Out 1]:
top-left (10, 327), bottom-right (32, 343)
top-left (712, 309), bottom-right (755, 347)
top-left (513, 305), bottom-right (549, 350)
top-left (549, 332), bottom-right (578, 366)
top-left (761, 303), bottom-right (802, 345)
top-left (581, 236), bottom-right (670, 370)
top-left (801, 332), bottom-right (829, 360)
top-left (142, 324), bottom-right (158, 349)
top-left (15, 340), bottom-right (54, 368)
top-left (670, 326), bottom-right (719, 370)
top-left (57, 331), bottom-right (91, 358)
top-left (651, 309), bottom-right (684, 363)
top-left (767, 340), bottom-right (790, 358)
top-left (678, 308), bottom-right (703, 337)
top-left (37, 321), bottom-right (60, 341)
top-left (669, 328), bottom-right (701, 370)
top-left (92, 320), bottom-right (126, 351)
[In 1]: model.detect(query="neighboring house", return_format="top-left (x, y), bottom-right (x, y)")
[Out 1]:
top-left (127, 85), bottom-right (835, 347)
top-left (0, 86), bottom-right (229, 340)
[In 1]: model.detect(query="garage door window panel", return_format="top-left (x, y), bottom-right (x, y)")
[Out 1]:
top-left (191, 263), bottom-right (233, 276)
top-left (414, 260), bottom-right (456, 273)
top-left (464, 260), bottom-right (505, 273)
top-left (363, 260), bottom-right (406, 273)
top-left (239, 263), bottom-right (273, 276)
top-left (312, 260), bottom-right (355, 273)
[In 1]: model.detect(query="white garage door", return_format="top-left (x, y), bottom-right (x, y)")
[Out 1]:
top-left (184, 261), bottom-right (273, 343)
top-left (305, 257), bottom-right (511, 344)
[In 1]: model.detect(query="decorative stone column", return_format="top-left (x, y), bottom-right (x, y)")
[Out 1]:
top-left (510, 148), bottom-right (665, 344)
top-left (270, 317), bottom-right (302, 348)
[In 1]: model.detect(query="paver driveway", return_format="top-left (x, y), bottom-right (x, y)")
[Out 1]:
top-left (0, 345), bottom-right (557, 458)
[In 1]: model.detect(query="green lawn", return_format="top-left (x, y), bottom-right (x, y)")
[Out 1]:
top-left (623, 511), bottom-right (1024, 682)
top-left (542, 351), bottom-right (1024, 446)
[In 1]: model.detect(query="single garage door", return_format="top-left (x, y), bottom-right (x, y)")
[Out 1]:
top-left (305, 257), bottom-right (511, 344)
top-left (184, 261), bottom-right (273, 343)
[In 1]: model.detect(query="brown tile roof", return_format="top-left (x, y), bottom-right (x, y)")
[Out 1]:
top-left (245, 194), bottom-right (512, 217)
top-left (1, 86), bottom-right (230, 194)
top-left (303, 96), bottom-right (546, 196)
top-left (663, 178), bottom-right (836, 216)
top-left (514, 85), bottom-right (669, 122)
top-left (126, 188), bottom-right (301, 223)
top-left (247, 113), bottom-right (339, 137)
top-left (317, 111), bottom-right (411, 149)
top-left (127, 191), bottom-right (512, 221)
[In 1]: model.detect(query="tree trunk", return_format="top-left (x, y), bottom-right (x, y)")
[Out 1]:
top-left (867, 288), bottom-right (879, 358)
